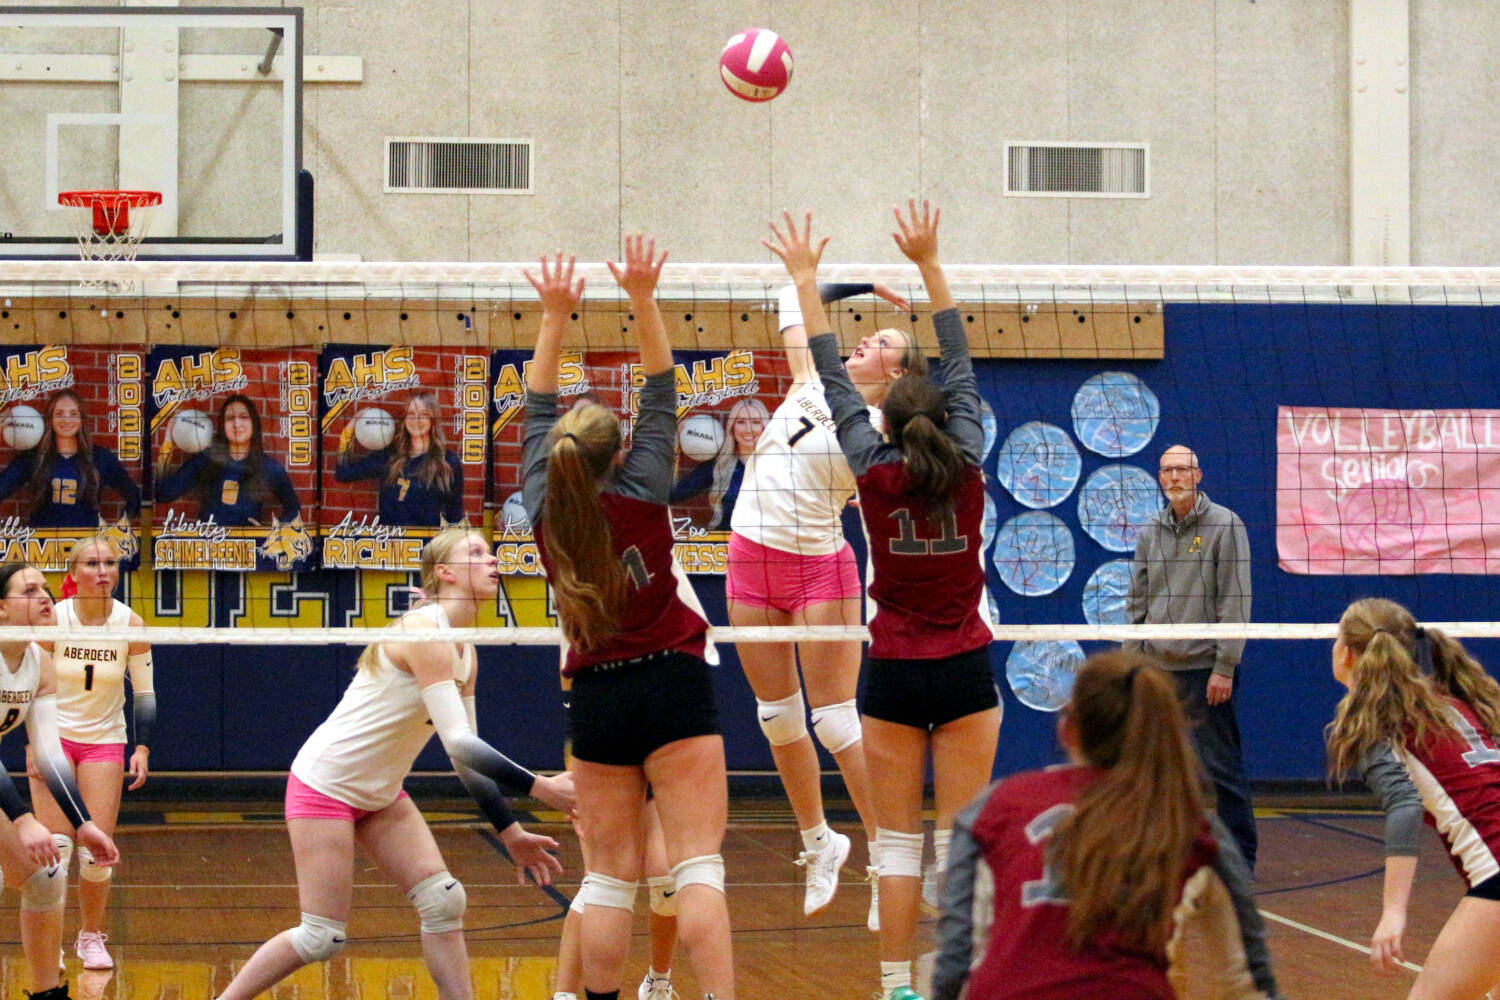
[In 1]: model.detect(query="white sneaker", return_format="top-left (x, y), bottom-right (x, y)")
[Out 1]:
top-left (866, 864), bottom-right (881, 932)
top-left (637, 974), bottom-right (677, 1000)
top-left (796, 830), bottom-right (851, 915)
top-left (75, 930), bottom-right (113, 971)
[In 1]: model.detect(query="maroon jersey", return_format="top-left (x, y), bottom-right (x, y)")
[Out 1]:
top-left (962, 766), bottom-right (1217, 1000)
top-left (806, 307), bottom-right (991, 660)
top-left (523, 371), bottom-right (710, 677)
top-left (1399, 697), bottom-right (1500, 886)
top-left (858, 463), bottom-right (990, 658)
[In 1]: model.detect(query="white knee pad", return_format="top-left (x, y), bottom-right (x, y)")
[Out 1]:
top-left (52, 834), bottom-right (73, 873)
top-left (569, 873), bottom-right (594, 914)
top-left (875, 829), bottom-right (924, 879)
top-left (408, 871), bottom-right (466, 934)
top-left (670, 854), bottom-right (725, 896)
top-left (19, 863), bottom-right (65, 912)
top-left (76, 844), bottom-right (112, 884)
top-left (646, 874), bottom-right (677, 916)
top-left (288, 912), bottom-right (347, 963)
top-left (810, 699), bottom-right (862, 754)
top-left (756, 691), bottom-right (808, 747)
top-left (586, 873), bottom-right (639, 912)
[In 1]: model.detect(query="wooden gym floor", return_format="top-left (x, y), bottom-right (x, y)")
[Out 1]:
top-left (0, 795), bottom-right (1464, 1000)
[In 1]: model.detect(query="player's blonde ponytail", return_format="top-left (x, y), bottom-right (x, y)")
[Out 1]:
top-left (1053, 651), bottom-right (1203, 955)
top-left (541, 404), bottom-right (626, 652)
top-left (1327, 598), bottom-right (1488, 777)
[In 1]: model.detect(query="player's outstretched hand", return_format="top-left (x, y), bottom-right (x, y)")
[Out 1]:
top-left (607, 234), bottom-right (667, 301)
top-left (532, 770), bottom-right (576, 816)
top-left (500, 822), bottom-right (564, 886)
top-left (872, 283), bottom-right (912, 313)
top-left (892, 198), bottom-right (941, 267)
top-left (762, 211), bottom-right (827, 286)
top-left (525, 253), bottom-right (585, 313)
top-left (77, 820), bottom-right (119, 867)
top-left (1369, 908), bottom-right (1406, 973)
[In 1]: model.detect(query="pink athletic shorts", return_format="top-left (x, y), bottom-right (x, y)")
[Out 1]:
top-left (59, 739), bottom-right (124, 767)
top-left (725, 534), bottom-right (860, 614)
top-left (284, 772), bottom-right (409, 822)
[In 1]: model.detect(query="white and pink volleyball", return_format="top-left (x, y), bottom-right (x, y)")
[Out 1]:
top-left (719, 29), bottom-right (793, 102)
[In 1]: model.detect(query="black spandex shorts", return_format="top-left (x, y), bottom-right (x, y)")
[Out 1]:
top-left (1467, 870), bottom-right (1500, 901)
top-left (861, 645), bottom-right (999, 731)
top-left (568, 649), bottom-right (721, 767)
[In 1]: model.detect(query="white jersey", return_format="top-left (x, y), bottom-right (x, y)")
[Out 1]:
top-left (0, 643), bottom-right (42, 740)
top-left (52, 598), bottom-right (133, 744)
top-left (732, 379), bottom-right (859, 556)
top-left (291, 606), bottom-right (474, 811)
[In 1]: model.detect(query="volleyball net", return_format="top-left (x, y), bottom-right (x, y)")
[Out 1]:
top-left (2, 258), bottom-right (1500, 726)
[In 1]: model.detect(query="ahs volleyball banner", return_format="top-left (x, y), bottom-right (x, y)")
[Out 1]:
top-left (320, 345), bottom-right (490, 571)
top-left (148, 348), bottom-right (318, 572)
top-left (1277, 405), bottom-right (1500, 574)
top-left (490, 347), bottom-right (783, 576)
top-left (0, 345), bottom-right (144, 571)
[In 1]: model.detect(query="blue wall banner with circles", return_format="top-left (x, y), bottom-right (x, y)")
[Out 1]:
top-left (1071, 371), bottom-right (1160, 458)
top-left (992, 510), bottom-right (1075, 596)
top-left (995, 421), bottom-right (1083, 509)
top-left (1006, 640), bottom-right (1086, 712)
top-left (1077, 464), bottom-right (1163, 553)
top-left (1082, 559), bottom-right (1134, 625)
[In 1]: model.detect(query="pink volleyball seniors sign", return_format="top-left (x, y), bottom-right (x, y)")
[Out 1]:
top-left (1277, 406), bottom-right (1500, 574)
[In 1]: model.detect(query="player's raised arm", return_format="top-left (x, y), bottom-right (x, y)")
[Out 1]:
top-left (525, 253), bottom-right (585, 394)
top-left (608, 233), bottom-right (670, 375)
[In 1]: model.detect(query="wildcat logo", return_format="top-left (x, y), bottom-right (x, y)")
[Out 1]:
top-left (0, 347), bottom-right (73, 403)
top-left (152, 350), bottom-right (247, 406)
top-left (94, 515), bottom-right (139, 562)
top-left (323, 347), bottom-right (419, 406)
top-left (260, 516), bottom-right (314, 570)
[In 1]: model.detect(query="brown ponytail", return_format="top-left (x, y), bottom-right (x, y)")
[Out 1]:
top-left (882, 374), bottom-right (965, 519)
top-left (1426, 627), bottom-right (1500, 741)
top-left (1326, 598), bottom-right (1463, 778)
top-left (540, 404), bottom-right (626, 652)
top-left (1053, 651), bottom-right (1204, 954)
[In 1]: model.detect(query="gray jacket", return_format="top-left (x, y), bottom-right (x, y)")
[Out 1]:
top-left (1125, 491), bottom-right (1251, 677)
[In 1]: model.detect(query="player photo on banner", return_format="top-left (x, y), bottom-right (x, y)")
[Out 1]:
top-left (148, 347), bottom-right (317, 572)
top-left (321, 345), bottom-right (489, 571)
top-left (490, 346), bottom-right (782, 576)
top-left (0, 345), bottom-right (145, 570)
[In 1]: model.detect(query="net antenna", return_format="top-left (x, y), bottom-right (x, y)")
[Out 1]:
top-left (56, 189), bottom-right (163, 291)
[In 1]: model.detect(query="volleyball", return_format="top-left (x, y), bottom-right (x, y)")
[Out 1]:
top-left (678, 412), bottom-right (725, 461)
top-left (719, 28), bottom-right (793, 102)
top-left (1, 404), bottom-right (44, 450)
top-left (354, 407), bottom-right (397, 450)
top-left (170, 409), bottom-right (214, 454)
top-left (500, 491), bottom-right (532, 533)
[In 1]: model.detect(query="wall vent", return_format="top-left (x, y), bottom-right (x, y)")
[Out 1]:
top-left (385, 137), bottom-right (532, 194)
top-left (1005, 142), bottom-right (1148, 198)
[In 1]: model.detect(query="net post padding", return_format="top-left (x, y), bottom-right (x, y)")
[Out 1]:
top-left (56, 190), bottom-right (162, 291)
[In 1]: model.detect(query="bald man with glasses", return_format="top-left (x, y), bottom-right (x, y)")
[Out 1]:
top-left (1125, 444), bottom-right (1257, 872)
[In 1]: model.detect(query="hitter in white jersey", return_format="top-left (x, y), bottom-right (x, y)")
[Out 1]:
top-left (215, 527), bottom-right (575, 1000)
top-left (27, 536), bottom-right (151, 972)
top-left (0, 561), bottom-right (118, 1000)
top-left (726, 269), bottom-right (916, 925)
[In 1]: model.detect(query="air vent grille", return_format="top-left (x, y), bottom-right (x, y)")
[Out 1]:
top-left (385, 138), bottom-right (532, 194)
top-left (1005, 142), bottom-right (1148, 198)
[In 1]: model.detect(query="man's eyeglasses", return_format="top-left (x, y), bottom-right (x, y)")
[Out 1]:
top-left (1159, 465), bottom-right (1197, 477)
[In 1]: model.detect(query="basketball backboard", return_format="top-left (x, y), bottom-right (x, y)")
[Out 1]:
top-left (0, 6), bottom-right (304, 260)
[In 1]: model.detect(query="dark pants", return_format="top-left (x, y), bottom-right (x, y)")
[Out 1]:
top-left (1173, 667), bottom-right (1258, 873)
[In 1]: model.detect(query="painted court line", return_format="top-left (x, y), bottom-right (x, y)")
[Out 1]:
top-left (1259, 907), bottom-right (1423, 973)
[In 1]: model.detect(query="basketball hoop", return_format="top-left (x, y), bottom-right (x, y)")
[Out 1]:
top-left (57, 189), bottom-right (162, 291)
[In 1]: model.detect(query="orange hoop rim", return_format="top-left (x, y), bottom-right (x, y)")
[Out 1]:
top-left (57, 189), bottom-right (163, 208)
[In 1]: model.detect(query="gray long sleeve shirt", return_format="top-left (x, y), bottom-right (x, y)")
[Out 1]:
top-left (1125, 491), bottom-right (1252, 678)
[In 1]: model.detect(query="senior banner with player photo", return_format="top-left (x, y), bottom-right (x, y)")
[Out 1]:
top-left (1277, 405), bottom-right (1500, 574)
top-left (148, 347), bottom-right (318, 572)
top-left (490, 346), bottom-right (784, 577)
top-left (320, 345), bottom-right (490, 571)
top-left (0, 345), bottom-right (145, 570)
